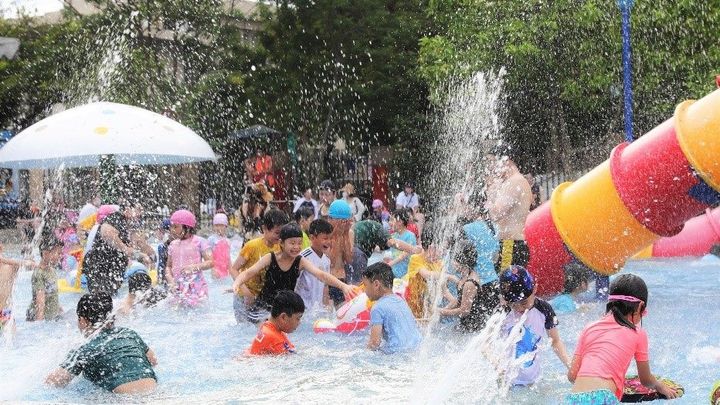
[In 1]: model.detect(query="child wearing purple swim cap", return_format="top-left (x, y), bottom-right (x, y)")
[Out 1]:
top-left (498, 265), bottom-right (571, 387)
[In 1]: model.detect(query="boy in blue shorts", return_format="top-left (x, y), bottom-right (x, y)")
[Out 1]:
top-left (362, 262), bottom-right (421, 354)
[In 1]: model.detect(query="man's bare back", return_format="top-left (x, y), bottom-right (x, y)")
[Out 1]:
top-left (487, 165), bottom-right (532, 240)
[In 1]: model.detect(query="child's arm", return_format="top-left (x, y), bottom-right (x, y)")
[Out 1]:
top-left (547, 327), bottom-right (571, 369)
top-left (367, 324), bottom-right (383, 351)
top-left (388, 238), bottom-right (423, 255)
top-left (100, 224), bottom-right (135, 257)
top-left (45, 368), bottom-right (75, 387)
top-left (0, 257), bottom-right (37, 269)
top-left (386, 251), bottom-right (409, 268)
top-left (165, 254), bottom-right (176, 287)
top-left (439, 280), bottom-right (476, 316)
top-left (232, 254), bottom-right (272, 293)
top-left (182, 249), bottom-right (214, 274)
top-left (567, 354), bottom-right (582, 382)
top-left (300, 257), bottom-right (358, 299)
top-left (637, 361), bottom-right (678, 399)
top-left (230, 253), bottom-right (248, 280)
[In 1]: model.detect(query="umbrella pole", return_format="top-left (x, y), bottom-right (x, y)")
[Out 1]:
top-left (100, 154), bottom-right (119, 203)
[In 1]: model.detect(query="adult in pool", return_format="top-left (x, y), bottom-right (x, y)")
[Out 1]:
top-left (46, 293), bottom-right (158, 394)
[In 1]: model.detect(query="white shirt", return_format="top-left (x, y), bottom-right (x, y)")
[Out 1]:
top-left (295, 247), bottom-right (331, 311)
top-left (395, 191), bottom-right (419, 209)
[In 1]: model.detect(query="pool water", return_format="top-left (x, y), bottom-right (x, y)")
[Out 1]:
top-left (1, 253), bottom-right (718, 404)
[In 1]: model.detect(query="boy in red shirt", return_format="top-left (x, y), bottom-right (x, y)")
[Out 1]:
top-left (246, 290), bottom-right (304, 355)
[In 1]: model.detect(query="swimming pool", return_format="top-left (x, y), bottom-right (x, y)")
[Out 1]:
top-left (1, 251), bottom-right (718, 404)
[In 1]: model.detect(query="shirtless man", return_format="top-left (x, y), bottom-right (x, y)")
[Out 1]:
top-left (0, 244), bottom-right (38, 337)
top-left (326, 200), bottom-right (354, 307)
top-left (485, 153), bottom-right (532, 273)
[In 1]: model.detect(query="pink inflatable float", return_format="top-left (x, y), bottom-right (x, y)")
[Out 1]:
top-left (636, 207), bottom-right (720, 258)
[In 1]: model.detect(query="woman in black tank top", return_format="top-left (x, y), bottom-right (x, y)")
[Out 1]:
top-left (257, 252), bottom-right (302, 308)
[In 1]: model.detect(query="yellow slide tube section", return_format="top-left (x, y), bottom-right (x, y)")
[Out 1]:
top-left (676, 90), bottom-right (720, 191)
top-left (550, 162), bottom-right (658, 275)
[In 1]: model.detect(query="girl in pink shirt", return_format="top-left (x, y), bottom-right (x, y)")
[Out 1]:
top-left (165, 210), bottom-right (214, 308)
top-left (565, 274), bottom-right (677, 404)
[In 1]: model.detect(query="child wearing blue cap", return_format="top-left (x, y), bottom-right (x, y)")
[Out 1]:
top-left (499, 265), bottom-right (571, 386)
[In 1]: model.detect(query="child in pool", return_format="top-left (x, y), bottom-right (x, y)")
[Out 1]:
top-left (405, 224), bottom-right (444, 319)
top-left (244, 290), bottom-right (305, 356)
top-left (294, 218), bottom-right (334, 312)
top-left (550, 262), bottom-right (591, 315)
top-left (499, 265), bottom-right (571, 386)
top-left (207, 213), bottom-right (231, 279)
top-left (233, 223), bottom-right (357, 321)
top-left (119, 264), bottom-right (167, 315)
top-left (46, 293), bottom-right (158, 393)
top-left (165, 209), bottom-right (214, 307)
top-left (384, 209), bottom-right (417, 279)
top-left (230, 209), bottom-right (288, 322)
top-left (294, 206), bottom-right (314, 249)
top-left (565, 274), bottom-right (678, 404)
top-left (363, 262), bottom-right (421, 354)
top-left (26, 234), bottom-right (64, 322)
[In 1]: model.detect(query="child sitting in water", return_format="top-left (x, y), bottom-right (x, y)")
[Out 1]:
top-left (46, 293), bottom-right (158, 394)
top-left (565, 274), bottom-right (677, 404)
top-left (207, 213), bottom-right (231, 279)
top-left (26, 234), bottom-right (64, 322)
top-left (119, 263), bottom-right (167, 315)
top-left (550, 262), bottom-right (591, 315)
top-left (231, 209), bottom-right (287, 322)
top-left (404, 224), bottom-right (444, 319)
top-left (498, 265), bottom-right (571, 386)
top-left (244, 290), bottom-right (305, 356)
top-left (233, 223), bottom-right (357, 322)
top-left (363, 262), bottom-right (421, 354)
top-left (384, 209), bottom-right (417, 279)
top-left (294, 218), bottom-right (333, 312)
top-left (165, 209), bottom-right (214, 307)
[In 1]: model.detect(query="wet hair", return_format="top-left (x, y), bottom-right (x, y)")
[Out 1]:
top-left (294, 206), bottom-right (315, 222)
top-left (420, 222), bottom-right (435, 249)
top-left (280, 223), bottom-right (303, 241)
top-left (263, 209), bottom-right (289, 231)
top-left (453, 239), bottom-right (477, 270)
top-left (270, 290), bottom-right (305, 318)
top-left (76, 293), bottom-right (113, 327)
top-left (563, 262), bottom-right (591, 294)
top-left (39, 230), bottom-right (63, 252)
top-left (606, 274), bottom-right (648, 330)
top-left (362, 262), bottom-right (394, 289)
top-left (180, 224), bottom-right (196, 236)
top-left (308, 218), bottom-right (333, 236)
top-left (129, 272), bottom-right (152, 294)
top-left (392, 209), bottom-right (411, 227)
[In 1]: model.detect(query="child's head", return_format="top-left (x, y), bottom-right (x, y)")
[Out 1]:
top-left (128, 270), bottom-right (152, 296)
top-left (270, 290), bottom-right (305, 333)
top-left (262, 209), bottom-right (289, 244)
top-left (170, 209), bottom-right (197, 239)
top-left (452, 239), bottom-right (477, 273)
top-left (294, 206), bottom-right (315, 231)
top-left (279, 223), bottom-right (304, 257)
top-left (39, 231), bottom-right (63, 267)
top-left (213, 213), bottom-right (229, 235)
top-left (420, 223), bottom-right (441, 260)
top-left (499, 265), bottom-right (536, 313)
top-left (308, 218), bottom-right (333, 254)
top-left (606, 273), bottom-right (648, 330)
top-left (76, 293), bottom-right (113, 334)
top-left (563, 262), bottom-right (591, 295)
top-left (318, 179), bottom-right (335, 204)
top-left (362, 262), bottom-right (394, 300)
top-left (372, 199), bottom-right (384, 213)
top-left (391, 209), bottom-right (410, 232)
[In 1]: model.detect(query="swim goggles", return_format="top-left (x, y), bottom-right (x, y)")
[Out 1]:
top-left (608, 294), bottom-right (647, 316)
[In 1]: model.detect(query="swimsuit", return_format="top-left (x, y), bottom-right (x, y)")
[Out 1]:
top-left (495, 239), bottom-right (530, 273)
top-left (256, 253), bottom-right (302, 309)
top-left (457, 279), bottom-right (498, 332)
top-left (0, 308), bottom-right (12, 332)
top-left (564, 389), bottom-right (618, 405)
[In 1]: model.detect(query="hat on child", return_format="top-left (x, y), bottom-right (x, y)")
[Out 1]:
top-left (499, 265), bottom-right (535, 303)
top-left (372, 199), bottom-right (383, 209)
top-left (213, 213), bottom-right (229, 226)
top-left (328, 200), bottom-right (352, 220)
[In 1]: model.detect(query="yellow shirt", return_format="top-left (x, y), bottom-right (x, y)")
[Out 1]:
top-left (405, 254), bottom-right (442, 319)
top-left (302, 231), bottom-right (311, 250)
top-left (240, 237), bottom-right (281, 296)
